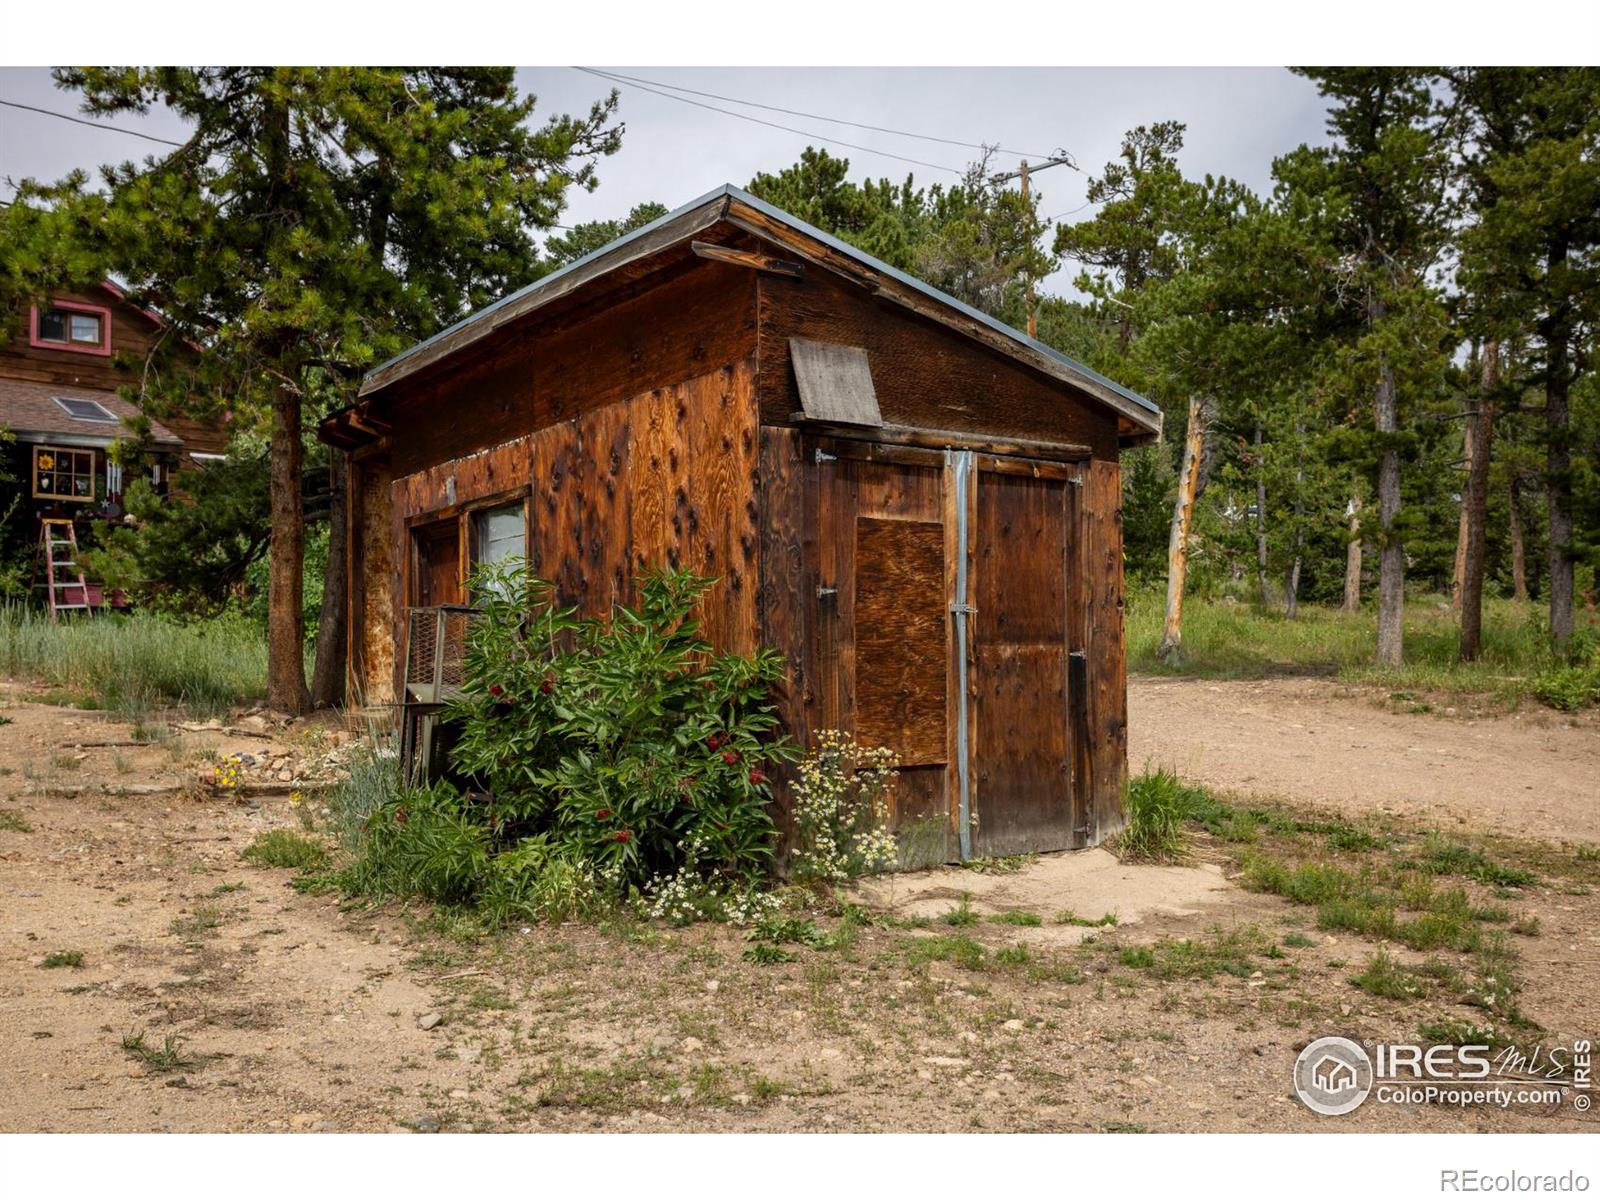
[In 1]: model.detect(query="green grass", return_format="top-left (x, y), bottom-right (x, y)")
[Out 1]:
top-left (119, 1029), bottom-right (196, 1073)
top-left (1055, 910), bottom-right (1118, 927)
top-left (0, 808), bottom-right (32, 833)
top-left (1119, 767), bottom-right (1209, 861)
top-left (0, 606), bottom-right (275, 718)
top-left (40, 950), bottom-right (83, 969)
top-left (988, 910), bottom-right (1043, 927)
top-left (1351, 951), bottom-right (1428, 1000)
top-left (169, 904), bottom-right (224, 939)
top-left (241, 830), bottom-right (329, 872)
top-left (1127, 592), bottom-right (1594, 709)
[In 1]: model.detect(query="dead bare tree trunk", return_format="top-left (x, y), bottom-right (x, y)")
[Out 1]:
top-left (267, 381), bottom-right (310, 715)
top-left (310, 449), bottom-right (349, 709)
top-left (1508, 473), bottom-right (1529, 603)
top-left (1343, 496), bottom-right (1363, 612)
top-left (1459, 342), bottom-right (1497, 661)
top-left (1159, 394), bottom-right (1209, 664)
top-left (1254, 422), bottom-right (1271, 608)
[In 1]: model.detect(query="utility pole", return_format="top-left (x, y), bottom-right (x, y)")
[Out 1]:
top-left (990, 151), bottom-right (1075, 341)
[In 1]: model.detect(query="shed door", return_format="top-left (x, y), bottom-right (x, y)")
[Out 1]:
top-left (811, 438), bottom-right (1087, 862)
top-left (970, 464), bottom-right (1088, 856)
top-left (812, 439), bottom-right (956, 867)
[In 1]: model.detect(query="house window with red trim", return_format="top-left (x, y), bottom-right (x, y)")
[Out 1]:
top-left (29, 300), bottom-right (112, 355)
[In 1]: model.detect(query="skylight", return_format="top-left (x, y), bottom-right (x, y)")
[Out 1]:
top-left (53, 397), bottom-right (119, 424)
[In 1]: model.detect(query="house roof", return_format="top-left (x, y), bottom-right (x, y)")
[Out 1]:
top-left (0, 377), bottom-right (182, 447)
top-left (353, 184), bottom-right (1161, 442)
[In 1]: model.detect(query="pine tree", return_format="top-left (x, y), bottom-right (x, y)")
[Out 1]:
top-left (1454, 67), bottom-right (1600, 657)
top-left (30, 68), bottom-right (620, 711)
top-left (1287, 69), bottom-right (1454, 666)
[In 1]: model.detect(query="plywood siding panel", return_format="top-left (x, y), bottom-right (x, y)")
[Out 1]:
top-left (1082, 458), bottom-right (1128, 841)
top-left (383, 264), bottom-right (758, 476)
top-left (853, 517), bottom-right (948, 766)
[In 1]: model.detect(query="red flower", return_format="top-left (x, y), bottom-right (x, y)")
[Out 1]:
top-left (722, 750), bottom-right (741, 765)
top-left (539, 676), bottom-right (554, 695)
top-left (394, 808), bottom-right (409, 824)
top-left (596, 807), bottom-right (613, 821)
top-left (748, 769), bottom-right (765, 785)
top-left (488, 684), bottom-right (504, 697)
top-left (613, 830), bottom-right (632, 844)
top-left (706, 734), bottom-right (722, 750)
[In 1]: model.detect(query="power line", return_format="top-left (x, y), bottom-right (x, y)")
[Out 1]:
top-left (572, 67), bottom-right (964, 177)
top-left (0, 98), bottom-right (185, 147)
top-left (578, 67), bottom-right (1053, 162)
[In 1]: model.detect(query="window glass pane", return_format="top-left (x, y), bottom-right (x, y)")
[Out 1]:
top-left (38, 310), bottom-right (67, 341)
top-left (472, 503), bottom-right (525, 599)
top-left (68, 313), bottom-right (102, 344)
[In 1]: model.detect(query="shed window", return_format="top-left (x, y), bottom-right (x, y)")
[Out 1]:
top-left (471, 502), bottom-right (526, 598)
top-left (33, 446), bottom-right (96, 502)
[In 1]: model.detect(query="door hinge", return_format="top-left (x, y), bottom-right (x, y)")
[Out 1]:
top-left (816, 585), bottom-right (838, 598)
top-left (1068, 476), bottom-right (1083, 488)
top-left (814, 448), bottom-right (837, 464)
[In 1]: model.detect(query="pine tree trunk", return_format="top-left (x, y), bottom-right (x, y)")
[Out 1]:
top-left (267, 382), bottom-right (310, 714)
top-left (1159, 394), bottom-right (1208, 664)
top-left (1459, 342), bottom-right (1497, 661)
top-left (1343, 497), bottom-right (1363, 612)
top-left (1254, 422), bottom-right (1271, 608)
top-left (1372, 292), bottom-right (1405, 667)
top-left (309, 449), bottom-right (349, 709)
top-left (1508, 474), bottom-right (1528, 604)
top-left (1451, 403), bottom-right (1476, 617)
top-left (1285, 419), bottom-right (1304, 619)
top-left (1544, 244), bottom-right (1574, 656)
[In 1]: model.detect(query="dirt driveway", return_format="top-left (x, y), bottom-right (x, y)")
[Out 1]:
top-left (1, 680), bottom-right (1596, 1133)
top-left (1130, 675), bottom-right (1600, 847)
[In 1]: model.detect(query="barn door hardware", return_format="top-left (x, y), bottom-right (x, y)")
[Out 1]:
top-left (815, 585), bottom-right (838, 598)
top-left (946, 448), bottom-right (976, 861)
top-left (814, 448), bottom-right (838, 464)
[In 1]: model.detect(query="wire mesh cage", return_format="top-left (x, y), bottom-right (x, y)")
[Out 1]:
top-left (400, 604), bottom-right (480, 785)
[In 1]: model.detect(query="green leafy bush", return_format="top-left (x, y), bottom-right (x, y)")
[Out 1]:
top-left (341, 562), bottom-right (796, 919)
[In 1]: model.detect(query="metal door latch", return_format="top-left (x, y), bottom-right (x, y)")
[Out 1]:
top-left (949, 602), bottom-right (977, 615)
top-left (816, 586), bottom-right (838, 598)
top-left (814, 448), bottom-right (837, 464)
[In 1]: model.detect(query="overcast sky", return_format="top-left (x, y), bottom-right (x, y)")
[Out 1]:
top-left (0, 66), bottom-right (1333, 296)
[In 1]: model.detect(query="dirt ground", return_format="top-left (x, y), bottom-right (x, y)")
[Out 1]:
top-left (1, 676), bottom-right (1596, 1134)
top-left (1129, 675), bottom-right (1600, 846)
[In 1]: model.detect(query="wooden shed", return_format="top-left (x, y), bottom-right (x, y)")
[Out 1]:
top-left (320, 185), bottom-right (1162, 861)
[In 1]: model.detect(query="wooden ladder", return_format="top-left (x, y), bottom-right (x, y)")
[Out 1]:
top-left (34, 518), bottom-right (93, 621)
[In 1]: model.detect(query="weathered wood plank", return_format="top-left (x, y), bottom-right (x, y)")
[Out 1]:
top-left (788, 338), bottom-right (882, 427)
top-left (1083, 458), bottom-right (1128, 843)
